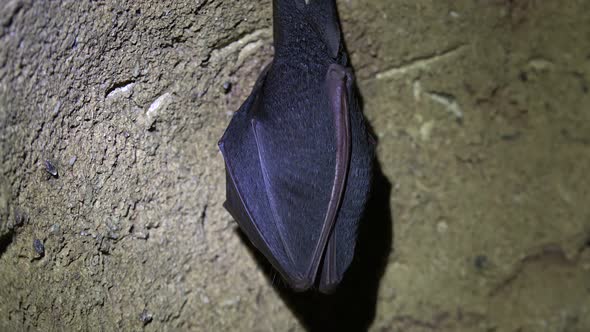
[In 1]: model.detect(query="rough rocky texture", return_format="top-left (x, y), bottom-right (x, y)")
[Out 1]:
top-left (1, 0), bottom-right (589, 331)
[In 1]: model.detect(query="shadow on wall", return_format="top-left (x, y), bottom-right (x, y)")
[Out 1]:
top-left (238, 157), bottom-right (393, 332)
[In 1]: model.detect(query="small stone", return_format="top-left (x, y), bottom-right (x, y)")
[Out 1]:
top-left (33, 239), bottom-right (45, 257)
top-left (45, 160), bottom-right (58, 177)
top-left (49, 224), bottom-right (61, 234)
top-left (134, 232), bottom-right (149, 240)
top-left (107, 221), bottom-right (120, 239)
top-left (98, 236), bottom-right (111, 254)
top-left (222, 81), bottom-right (232, 94)
top-left (436, 220), bottom-right (448, 233)
top-left (474, 255), bottom-right (488, 270)
top-left (139, 309), bottom-right (153, 326)
top-left (12, 209), bottom-right (26, 228)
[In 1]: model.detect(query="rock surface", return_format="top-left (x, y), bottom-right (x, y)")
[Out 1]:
top-left (1, 1), bottom-right (589, 331)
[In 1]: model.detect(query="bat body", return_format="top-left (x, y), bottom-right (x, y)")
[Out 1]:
top-left (218, 0), bottom-right (374, 293)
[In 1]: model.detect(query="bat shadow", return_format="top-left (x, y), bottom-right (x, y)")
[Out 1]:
top-left (237, 157), bottom-right (393, 332)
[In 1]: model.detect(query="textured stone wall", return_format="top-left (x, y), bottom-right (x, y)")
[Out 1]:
top-left (1, 1), bottom-right (589, 331)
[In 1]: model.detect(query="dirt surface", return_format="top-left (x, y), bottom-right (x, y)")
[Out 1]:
top-left (1, 0), bottom-right (589, 331)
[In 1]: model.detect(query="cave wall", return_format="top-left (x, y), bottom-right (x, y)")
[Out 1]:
top-left (1, 1), bottom-right (589, 331)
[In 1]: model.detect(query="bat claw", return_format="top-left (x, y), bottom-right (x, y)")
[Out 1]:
top-left (327, 63), bottom-right (346, 79)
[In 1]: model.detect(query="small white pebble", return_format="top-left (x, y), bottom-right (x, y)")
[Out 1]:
top-left (436, 221), bottom-right (448, 233)
top-left (147, 93), bottom-right (172, 119)
top-left (200, 294), bottom-right (210, 304)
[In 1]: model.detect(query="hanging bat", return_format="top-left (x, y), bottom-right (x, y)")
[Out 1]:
top-left (218, 0), bottom-right (374, 293)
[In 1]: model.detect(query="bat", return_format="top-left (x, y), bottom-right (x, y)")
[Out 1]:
top-left (218, 0), bottom-right (374, 293)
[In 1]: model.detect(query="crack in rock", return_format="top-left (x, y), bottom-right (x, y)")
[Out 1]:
top-left (375, 44), bottom-right (465, 80)
top-left (426, 91), bottom-right (464, 121)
